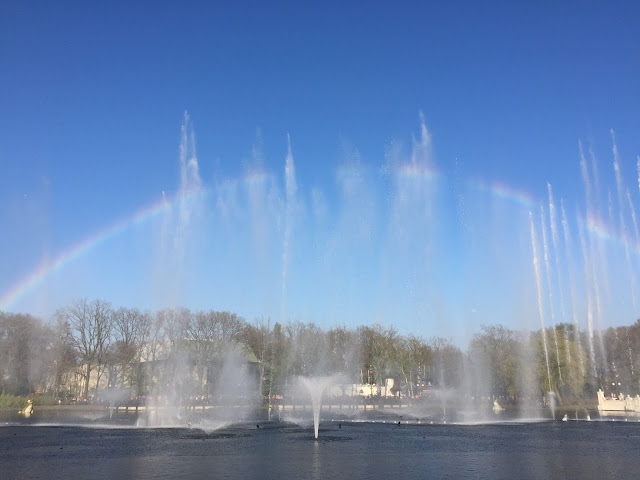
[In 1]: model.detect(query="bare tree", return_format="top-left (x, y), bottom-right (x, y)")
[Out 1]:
top-left (429, 337), bottom-right (464, 389)
top-left (359, 324), bottom-right (398, 386)
top-left (244, 317), bottom-right (273, 398)
top-left (185, 310), bottom-right (247, 392)
top-left (56, 299), bottom-right (113, 399)
top-left (326, 326), bottom-right (358, 376)
top-left (285, 322), bottom-right (326, 376)
top-left (394, 335), bottom-right (432, 396)
top-left (109, 307), bottom-right (151, 388)
top-left (51, 319), bottom-right (78, 398)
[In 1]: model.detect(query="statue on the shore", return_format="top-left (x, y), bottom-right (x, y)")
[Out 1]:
top-left (19, 399), bottom-right (33, 418)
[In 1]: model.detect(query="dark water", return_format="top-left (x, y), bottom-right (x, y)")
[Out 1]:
top-left (2, 419), bottom-right (640, 479)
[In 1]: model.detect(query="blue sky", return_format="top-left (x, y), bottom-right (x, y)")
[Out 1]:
top-left (1, 1), bottom-right (639, 344)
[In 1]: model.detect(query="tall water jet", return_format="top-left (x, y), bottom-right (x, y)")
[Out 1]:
top-left (577, 138), bottom-right (610, 379)
top-left (144, 114), bottom-right (206, 425)
top-left (540, 205), bottom-right (562, 382)
top-left (548, 184), bottom-right (571, 369)
top-left (637, 156), bottom-right (640, 194)
top-left (176, 111), bottom-right (203, 259)
top-left (626, 189), bottom-right (640, 247)
top-left (155, 112), bottom-right (204, 306)
top-left (530, 212), bottom-right (552, 392)
top-left (577, 218), bottom-right (598, 378)
top-left (561, 199), bottom-right (585, 378)
top-left (281, 135), bottom-right (297, 323)
top-left (579, 141), bottom-right (593, 216)
top-left (612, 130), bottom-right (637, 308)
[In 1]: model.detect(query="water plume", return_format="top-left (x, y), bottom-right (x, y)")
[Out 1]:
top-left (577, 217), bottom-right (598, 377)
top-left (626, 189), bottom-right (640, 246)
top-left (176, 112), bottom-right (203, 259)
top-left (205, 346), bottom-right (261, 430)
top-left (560, 199), bottom-right (585, 378)
top-left (530, 212), bottom-right (552, 391)
top-left (154, 112), bottom-right (205, 308)
top-left (589, 145), bottom-right (602, 210)
top-left (548, 184), bottom-right (571, 369)
top-left (547, 184), bottom-right (566, 323)
top-left (540, 206), bottom-right (562, 382)
top-left (281, 135), bottom-right (297, 323)
top-left (384, 114), bottom-right (437, 320)
top-left (579, 141), bottom-right (593, 215)
top-left (293, 375), bottom-right (343, 439)
top-left (611, 130), bottom-right (637, 309)
top-left (637, 156), bottom-right (640, 194)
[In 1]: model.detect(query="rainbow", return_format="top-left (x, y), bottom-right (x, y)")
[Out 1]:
top-left (584, 215), bottom-right (640, 256)
top-left (468, 178), bottom-right (640, 256)
top-left (466, 178), bottom-right (535, 210)
top-left (469, 178), bottom-right (640, 257)
top-left (0, 172), bottom-right (272, 313)
top-left (3, 168), bottom-right (638, 313)
top-left (0, 189), bottom-right (203, 312)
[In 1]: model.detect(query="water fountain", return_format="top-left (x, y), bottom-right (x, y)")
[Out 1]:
top-left (3, 115), bottom-right (639, 430)
top-left (295, 375), bottom-right (342, 439)
top-left (139, 345), bottom-right (258, 430)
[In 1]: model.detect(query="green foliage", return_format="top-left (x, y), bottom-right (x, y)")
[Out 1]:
top-left (470, 325), bottom-right (520, 397)
top-left (0, 393), bottom-right (28, 410)
top-left (534, 325), bottom-right (588, 399)
top-left (31, 394), bottom-right (58, 406)
top-left (0, 311), bottom-right (60, 396)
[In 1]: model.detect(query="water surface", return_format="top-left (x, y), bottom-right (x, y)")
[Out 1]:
top-left (2, 420), bottom-right (639, 479)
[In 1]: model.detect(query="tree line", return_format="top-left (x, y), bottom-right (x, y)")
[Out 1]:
top-left (1, 299), bottom-right (639, 404)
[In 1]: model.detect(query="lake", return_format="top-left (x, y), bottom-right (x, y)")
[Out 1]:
top-left (2, 417), bottom-right (640, 479)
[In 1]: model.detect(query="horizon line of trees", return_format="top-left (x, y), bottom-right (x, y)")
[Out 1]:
top-left (1, 299), bottom-right (639, 404)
